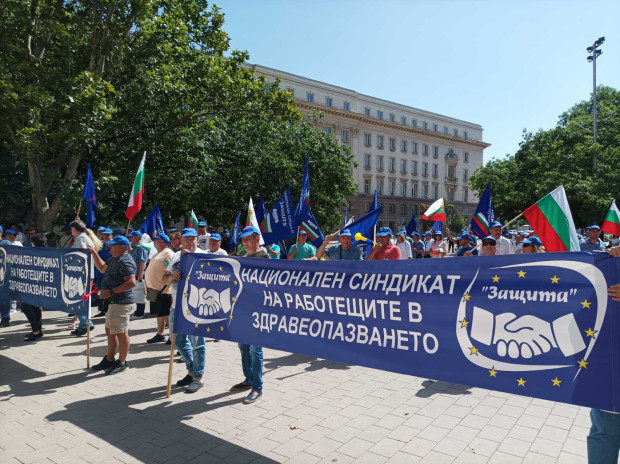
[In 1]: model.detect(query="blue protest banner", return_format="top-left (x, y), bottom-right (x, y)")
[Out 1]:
top-left (139, 204), bottom-right (167, 238)
top-left (173, 251), bottom-right (620, 411)
top-left (0, 246), bottom-right (92, 315)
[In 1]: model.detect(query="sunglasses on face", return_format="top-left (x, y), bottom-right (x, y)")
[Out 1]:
top-left (522, 243), bottom-right (532, 248)
top-left (482, 242), bottom-right (496, 246)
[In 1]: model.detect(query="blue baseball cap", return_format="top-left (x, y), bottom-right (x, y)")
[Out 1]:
top-left (240, 226), bottom-right (260, 238)
top-left (457, 233), bottom-right (470, 241)
top-left (523, 236), bottom-right (543, 246)
top-left (298, 229), bottom-right (307, 235)
top-left (5, 229), bottom-right (17, 236)
top-left (411, 232), bottom-right (421, 238)
top-left (423, 231), bottom-right (432, 236)
top-left (482, 236), bottom-right (497, 244)
top-left (197, 221), bottom-right (207, 227)
top-left (586, 225), bottom-right (601, 230)
top-left (97, 226), bottom-right (106, 232)
top-left (181, 228), bottom-right (198, 237)
top-left (395, 230), bottom-right (405, 237)
top-left (128, 231), bottom-right (142, 238)
top-left (169, 226), bottom-right (178, 233)
top-left (223, 229), bottom-right (230, 234)
top-left (210, 233), bottom-right (222, 241)
top-left (339, 228), bottom-right (352, 237)
top-left (489, 221), bottom-right (503, 228)
top-left (154, 234), bottom-right (170, 244)
top-left (106, 236), bottom-right (130, 247)
top-left (0, 226), bottom-right (3, 232)
top-left (376, 227), bottom-right (393, 237)
top-left (102, 228), bottom-right (113, 235)
top-left (113, 228), bottom-right (122, 235)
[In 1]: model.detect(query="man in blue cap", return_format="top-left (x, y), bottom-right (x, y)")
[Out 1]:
top-left (422, 231), bottom-right (433, 258)
top-left (455, 233), bottom-right (478, 257)
top-left (580, 225), bottom-right (606, 252)
top-left (287, 229), bottom-right (316, 260)
top-left (207, 233), bottom-right (228, 256)
top-left (88, 235), bottom-right (137, 375)
top-left (128, 231), bottom-right (149, 318)
top-left (314, 229), bottom-right (363, 261)
top-left (489, 221), bottom-right (513, 255)
top-left (411, 232), bottom-right (424, 258)
top-left (230, 226), bottom-right (268, 404)
top-left (197, 221), bottom-right (210, 251)
top-left (145, 234), bottom-right (175, 344)
top-left (93, 228), bottom-right (114, 317)
top-left (367, 227), bottom-right (401, 260)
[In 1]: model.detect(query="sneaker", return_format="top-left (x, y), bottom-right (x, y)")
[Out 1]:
top-left (165, 338), bottom-right (171, 345)
top-left (0, 320), bottom-right (10, 328)
top-left (93, 312), bottom-right (106, 318)
top-left (92, 356), bottom-right (115, 371)
top-left (185, 380), bottom-right (203, 393)
top-left (176, 374), bottom-right (193, 387)
top-left (24, 332), bottom-right (43, 342)
top-left (243, 390), bottom-right (262, 404)
top-left (71, 329), bottom-right (86, 336)
top-left (147, 334), bottom-right (166, 343)
top-left (230, 381), bottom-right (252, 392)
top-left (105, 360), bottom-right (128, 375)
top-left (131, 313), bottom-right (145, 320)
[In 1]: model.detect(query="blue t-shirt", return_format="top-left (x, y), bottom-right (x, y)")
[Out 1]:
top-left (325, 244), bottom-right (363, 261)
top-left (456, 246), bottom-right (478, 256)
top-left (267, 244), bottom-right (281, 259)
top-left (412, 241), bottom-right (424, 258)
top-left (102, 254), bottom-right (137, 305)
top-left (579, 239), bottom-right (605, 252)
top-left (130, 245), bottom-right (149, 276)
top-left (288, 243), bottom-right (316, 260)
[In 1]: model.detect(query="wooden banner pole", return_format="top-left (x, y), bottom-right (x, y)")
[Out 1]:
top-left (165, 333), bottom-right (176, 398)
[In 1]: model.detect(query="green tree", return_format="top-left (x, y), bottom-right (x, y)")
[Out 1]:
top-left (0, 1), bottom-right (356, 231)
top-left (447, 209), bottom-right (465, 233)
top-left (470, 86), bottom-right (620, 227)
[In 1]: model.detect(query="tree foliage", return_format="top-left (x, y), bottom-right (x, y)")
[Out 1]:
top-left (0, 0), bottom-right (356, 231)
top-left (470, 86), bottom-right (620, 227)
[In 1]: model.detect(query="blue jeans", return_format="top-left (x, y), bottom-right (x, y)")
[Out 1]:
top-left (0, 299), bottom-right (9, 322)
top-left (77, 314), bottom-right (94, 331)
top-left (238, 344), bottom-right (263, 391)
top-left (176, 334), bottom-right (206, 378)
top-left (588, 409), bottom-right (620, 463)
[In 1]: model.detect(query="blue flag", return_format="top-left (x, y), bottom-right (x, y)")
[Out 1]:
top-left (81, 164), bottom-right (96, 228)
top-left (298, 206), bottom-right (324, 248)
top-left (256, 197), bottom-right (267, 227)
top-left (295, 156), bottom-right (310, 221)
top-left (344, 208), bottom-right (349, 226)
top-left (372, 190), bottom-right (378, 211)
top-left (139, 204), bottom-right (167, 238)
top-left (470, 183), bottom-right (495, 239)
top-left (349, 206), bottom-right (384, 245)
top-left (406, 214), bottom-right (419, 235)
top-left (432, 221), bottom-right (443, 235)
top-left (228, 209), bottom-right (242, 251)
top-left (260, 188), bottom-right (297, 246)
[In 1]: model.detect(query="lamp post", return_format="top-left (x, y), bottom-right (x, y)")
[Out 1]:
top-left (587, 36), bottom-right (604, 171)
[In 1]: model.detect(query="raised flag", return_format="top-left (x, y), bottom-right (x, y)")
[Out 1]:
top-left (81, 164), bottom-right (97, 228)
top-left (228, 210), bottom-right (242, 251)
top-left (344, 208), bottom-right (348, 227)
top-left (405, 214), bottom-right (419, 236)
top-left (257, 198), bottom-right (267, 227)
top-left (260, 188), bottom-right (297, 245)
top-left (431, 221), bottom-right (443, 235)
top-left (295, 156), bottom-right (310, 220)
top-left (601, 200), bottom-right (620, 236)
top-left (299, 207), bottom-right (324, 247)
top-left (189, 210), bottom-right (199, 229)
top-left (139, 204), bottom-right (167, 238)
top-left (125, 151), bottom-right (146, 221)
top-left (372, 190), bottom-right (378, 211)
top-left (247, 197), bottom-right (264, 245)
top-left (349, 206), bottom-right (384, 245)
top-left (522, 185), bottom-right (580, 252)
top-left (470, 183), bottom-right (495, 239)
top-left (422, 198), bottom-right (446, 221)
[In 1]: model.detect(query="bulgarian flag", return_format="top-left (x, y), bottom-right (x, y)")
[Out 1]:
top-left (522, 185), bottom-right (580, 252)
top-left (189, 210), bottom-right (199, 229)
top-left (125, 151), bottom-right (146, 221)
top-left (601, 200), bottom-right (620, 236)
top-left (422, 198), bottom-right (446, 221)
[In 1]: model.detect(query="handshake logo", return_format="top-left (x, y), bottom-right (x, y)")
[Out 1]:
top-left (60, 252), bottom-right (89, 306)
top-left (470, 307), bottom-right (586, 359)
top-left (187, 286), bottom-right (232, 316)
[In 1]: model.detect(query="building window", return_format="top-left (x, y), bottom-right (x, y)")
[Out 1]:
top-left (377, 135), bottom-right (384, 148)
top-left (364, 203), bottom-right (370, 212)
top-left (389, 182), bottom-right (395, 196)
top-left (464, 152), bottom-right (469, 162)
top-left (401, 140), bottom-right (407, 152)
top-left (463, 169), bottom-right (468, 181)
top-left (364, 154), bottom-right (371, 169)
top-left (448, 165), bottom-right (456, 179)
top-left (389, 113), bottom-right (395, 123)
top-left (342, 130), bottom-right (349, 141)
top-left (423, 162), bottom-right (428, 176)
top-left (412, 183), bottom-right (418, 198)
top-left (433, 185), bottom-right (438, 199)
top-left (364, 178), bottom-right (371, 194)
top-left (443, 126), bottom-right (448, 134)
top-left (423, 184), bottom-right (428, 199)
top-left (377, 110), bottom-right (383, 120)
top-left (325, 97), bottom-right (332, 107)
top-left (433, 124), bottom-right (438, 132)
top-left (433, 146), bottom-right (439, 158)
top-left (364, 107), bottom-right (371, 116)
top-left (343, 101), bottom-right (350, 111)
top-left (287, 87), bottom-right (294, 96)
top-left (389, 203), bottom-right (395, 214)
top-left (401, 116), bottom-right (406, 125)
top-left (400, 159), bottom-right (407, 173)
top-left (412, 142), bottom-right (418, 153)
top-left (401, 203), bottom-right (407, 214)
top-left (423, 122), bottom-right (428, 130)
top-left (400, 182), bottom-right (407, 197)
top-left (423, 144), bottom-right (429, 155)
top-left (433, 164), bottom-right (438, 177)
top-left (464, 131), bottom-right (468, 139)
top-left (377, 179), bottom-right (384, 195)
top-left (412, 161), bottom-right (418, 175)
top-left (265, 83), bottom-right (271, 93)
top-left (364, 133), bottom-right (371, 146)
top-left (377, 156), bottom-right (384, 170)
top-left (448, 187), bottom-right (454, 202)
top-left (306, 92), bottom-right (314, 103)
top-left (412, 119), bottom-right (417, 127)
top-left (454, 128), bottom-right (458, 137)
top-left (464, 188), bottom-right (469, 202)
top-left (324, 127), bottom-right (332, 135)
top-left (389, 138), bottom-right (396, 151)
top-left (388, 158), bottom-right (395, 172)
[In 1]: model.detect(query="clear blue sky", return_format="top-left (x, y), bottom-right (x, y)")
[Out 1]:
top-left (219, 0), bottom-right (620, 164)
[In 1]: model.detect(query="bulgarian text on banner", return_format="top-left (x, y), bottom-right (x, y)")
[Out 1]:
top-left (173, 252), bottom-right (620, 411)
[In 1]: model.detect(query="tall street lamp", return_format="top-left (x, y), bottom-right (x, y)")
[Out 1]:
top-left (586, 36), bottom-right (604, 171)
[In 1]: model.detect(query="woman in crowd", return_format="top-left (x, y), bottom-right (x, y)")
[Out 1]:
top-left (521, 236), bottom-right (545, 253)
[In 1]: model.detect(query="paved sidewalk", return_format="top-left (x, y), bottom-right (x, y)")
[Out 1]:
top-left (0, 310), bottom-right (591, 464)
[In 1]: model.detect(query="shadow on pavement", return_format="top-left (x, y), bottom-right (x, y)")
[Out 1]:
top-left (415, 379), bottom-right (471, 398)
top-left (264, 353), bottom-right (351, 381)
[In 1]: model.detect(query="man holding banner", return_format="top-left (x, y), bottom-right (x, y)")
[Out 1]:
top-left (314, 229), bottom-right (363, 261)
top-left (88, 235), bottom-right (137, 375)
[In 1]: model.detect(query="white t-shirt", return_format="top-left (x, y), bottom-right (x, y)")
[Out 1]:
top-left (197, 233), bottom-right (211, 251)
top-left (396, 240), bottom-right (412, 259)
top-left (496, 236), bottom-right (514, 255)
top-left (207, 248), bottom-right (228, 256)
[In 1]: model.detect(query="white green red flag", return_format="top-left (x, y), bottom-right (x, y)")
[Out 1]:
top-left (422, 198), bottom-right (446, 221)
top-left (601, 200), bottom-right (620, 236)
top-left (189, 210), bottom-right (199, 229)
top-left (522, 185), bottom-right (579, 252)
top-left (125, 151), bottom-right (146, 221)
top-left (246, 197), bottom-right (264, 245)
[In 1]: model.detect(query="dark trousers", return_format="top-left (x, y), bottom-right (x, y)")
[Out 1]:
top-left (134, 303), bottom-right (146, 317)
top-left (22, 303), bottom-right (42, 332)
